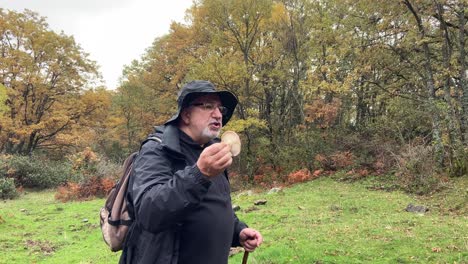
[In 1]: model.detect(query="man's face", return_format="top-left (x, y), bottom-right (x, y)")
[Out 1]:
top-left (182, 94), bottom-right (226, 144)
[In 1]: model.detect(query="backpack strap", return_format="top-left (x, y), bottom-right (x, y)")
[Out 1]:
top-left (139, 136), bottom-right (162, 150)
top-left (146, 136), bottom-right (162, 143)
top-left (123, 135), bottom-right (163, 248)
top-left (108, 219), bottom-right (133, 226)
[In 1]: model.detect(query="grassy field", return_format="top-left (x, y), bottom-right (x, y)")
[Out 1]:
top-left (0, 177), bottom-right (466, 264)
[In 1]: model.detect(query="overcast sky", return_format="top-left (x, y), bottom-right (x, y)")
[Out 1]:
top-left (0, 0), bottom-right (194, 89)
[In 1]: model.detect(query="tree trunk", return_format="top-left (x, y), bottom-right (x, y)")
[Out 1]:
top-left (404, 0), bottom-right (444, 164)
top-left (458, 3), bottom-right (468, 144)
top-left (436, 2), bottom-right (461, 163)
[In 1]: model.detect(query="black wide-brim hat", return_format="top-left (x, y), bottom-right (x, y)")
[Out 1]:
top-left (164, 80), bottom-right (238, 126)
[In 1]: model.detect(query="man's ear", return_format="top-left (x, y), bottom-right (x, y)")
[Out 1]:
top-left (181, 109), bottom-right (191, 124)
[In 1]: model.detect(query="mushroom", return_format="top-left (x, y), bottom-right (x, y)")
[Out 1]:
top-left (221, 131), bottom-right (241, 156)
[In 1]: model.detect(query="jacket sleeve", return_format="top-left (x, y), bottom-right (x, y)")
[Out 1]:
top-left (231, 211), bottom-right (248, 247)
top-left (131, 140), bottom-right (212, 233)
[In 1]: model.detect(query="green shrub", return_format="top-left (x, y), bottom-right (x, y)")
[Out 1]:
top-left (95, 158), bottom-right (122, 180)
top-left (3, 155), bottom-right (80, 189)
top-left (0, 177), bottom-right (18, 199)
top-left (449, 147), bottom-right (468, 177)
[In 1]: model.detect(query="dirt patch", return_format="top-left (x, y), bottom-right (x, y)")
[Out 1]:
top-left (229, 247), bottom-right (244, 257)
top-left (25, 239), bottom-right (56, 255)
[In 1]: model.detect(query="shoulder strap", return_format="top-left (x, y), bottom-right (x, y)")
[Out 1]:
top-left (125, 136), bottom-right (162, 224)
top-left (147, 136), bottom-right (162, 143)
top-left (139, 136), bottom-right (162, 151)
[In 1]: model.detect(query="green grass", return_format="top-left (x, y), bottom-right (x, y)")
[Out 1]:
top-left (229, 177), bottom-right (467, 264)
top-left (0, 191), bottom-right (120, 263)
top-left (1, 177), bottom-right (466, 263)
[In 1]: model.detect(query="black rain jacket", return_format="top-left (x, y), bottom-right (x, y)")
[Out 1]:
top-left (119, 124), bottom-right (247, 264)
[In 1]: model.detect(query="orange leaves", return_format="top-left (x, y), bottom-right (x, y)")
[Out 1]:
top-left (55, 183), bottom-right (81, 202)
top-left (315, 151), bottom-right (355, 171)
top-left (304, 98), bottom-right (342, 129)
top-left (287, 169), bottom-right (313, 184)
top-left (286, 168), bottom-right (323, 185)
top-left (55, 177), bottom-right (115, 202)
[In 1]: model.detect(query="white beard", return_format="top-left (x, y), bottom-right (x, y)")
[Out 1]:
top-left (201, 126), bottom-right (220, 141)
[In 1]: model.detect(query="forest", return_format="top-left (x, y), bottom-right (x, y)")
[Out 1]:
top-left (1, 0), bottom-right (467, 199)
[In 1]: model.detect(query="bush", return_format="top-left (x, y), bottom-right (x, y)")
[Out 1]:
top-left (55, 177), bottom-right (115, 202)
top-left (448, 147), bottom-right (468, 177)
top-left (95, 158), bottom-right (122, 180)
top-left (0, 178), bottom-right (18, 199)
top-left (395, 144), bottom-right (444, 195)
top-left (69, 147), bottom-right (99, 175)
top-left (287, 169), bottom-right (314, 184)
top-left (53, 148), bottom-right (122, 202)
top-left (2, 155), bottom-right (80, 189)
top-left (314, 151), bottom-right (355, 171)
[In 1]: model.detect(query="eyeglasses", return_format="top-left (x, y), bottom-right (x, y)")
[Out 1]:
top-left (191, 102), bottom-right (228, 115)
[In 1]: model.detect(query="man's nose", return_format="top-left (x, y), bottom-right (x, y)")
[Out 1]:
top-left (212, 106), bottom-right (223, 118)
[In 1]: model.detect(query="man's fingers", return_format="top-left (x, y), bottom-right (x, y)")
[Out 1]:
top-left (240, 228), bottom-right (263, 252)
top-left (243, 240), bottom-right (258, 252)
top-left (210, 143), bottom-right (231, 159)
top-left (215, 149), bottom-right (232, 167)
top-left (203, 142), bottom-right (228, 156)
top-left (198, 143), bottom-right (233, 177)
top-left (253, 231), bottom-right (263, 246)
top-left (207, 143), bottom-right (232, 168)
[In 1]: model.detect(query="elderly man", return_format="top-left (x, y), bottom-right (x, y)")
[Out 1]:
top-left (120, 80), bottom-right (263, 264)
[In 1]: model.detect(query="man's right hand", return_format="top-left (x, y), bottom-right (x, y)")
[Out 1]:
top-left (197, 142), bottom-right (233, 177)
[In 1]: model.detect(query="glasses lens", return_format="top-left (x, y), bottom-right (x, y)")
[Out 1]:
top-left (192, 103), bottom-right (227, 115)
top-left (204, 103), bottom-right (215, 111)
top-left (218, 106), bottom-right (228, 115)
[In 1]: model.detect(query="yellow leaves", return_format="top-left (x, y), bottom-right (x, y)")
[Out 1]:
top-left (68, 147), bottom-right (99, 171)
top-left (27, 122), bottom-right (47, 131)
top-left (269, 2), bottom-right (288, 26)
top-left (224, 117), bottom-right (267, 133)
top-left (0, 9), bottom-right (101, 154)
top-left (55, 134), bottom-right (79, 146)
top-left (0, 84), bottom-right (8, 114)
top-left (313, 80), bottom-right (346, 94)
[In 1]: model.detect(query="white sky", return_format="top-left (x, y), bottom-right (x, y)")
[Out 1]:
top-left (0, 0), bottom-right (194, 89)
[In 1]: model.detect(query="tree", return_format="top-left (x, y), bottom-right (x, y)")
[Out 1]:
top-left (0, 9), bottom-right (100, 155)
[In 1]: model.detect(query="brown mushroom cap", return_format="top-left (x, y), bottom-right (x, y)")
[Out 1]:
top-left (221, 131), bottom-right (241, 156)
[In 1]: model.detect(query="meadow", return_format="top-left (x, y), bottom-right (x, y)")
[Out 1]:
top-left (0, 177), bottom-right (466, 264)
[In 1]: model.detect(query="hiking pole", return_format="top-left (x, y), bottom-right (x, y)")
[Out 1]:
top-left (242, 251), bottom-right (249, 264)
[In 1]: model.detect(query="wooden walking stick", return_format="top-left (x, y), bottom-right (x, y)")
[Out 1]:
top-left (242, 251), bottom-right (249, 264)
top-left (223, 131), bottom-right (247, 264)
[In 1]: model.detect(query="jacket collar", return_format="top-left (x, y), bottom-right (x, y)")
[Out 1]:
top-left (152, 124), bottom-right (182, 158)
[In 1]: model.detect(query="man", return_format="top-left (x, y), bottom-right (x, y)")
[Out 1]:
top-left (120, 80), bottom-right (263, 264)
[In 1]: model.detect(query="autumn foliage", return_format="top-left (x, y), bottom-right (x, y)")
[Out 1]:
top-left (55, 177), bottom-right (115, 202)
top-left (304, 99), bottom-right (342, 129)
top-left (314, 151), bottom-right (355, 171)
top-left (2, 0), bottom-right (468, 200)
top-left (287, 169), bottom-right (312, 184)
top-left (55, 148), bottom-right (118, 202)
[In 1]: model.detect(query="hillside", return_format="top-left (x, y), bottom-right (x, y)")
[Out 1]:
top-left (0, 177), bottom-right (466, 263)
